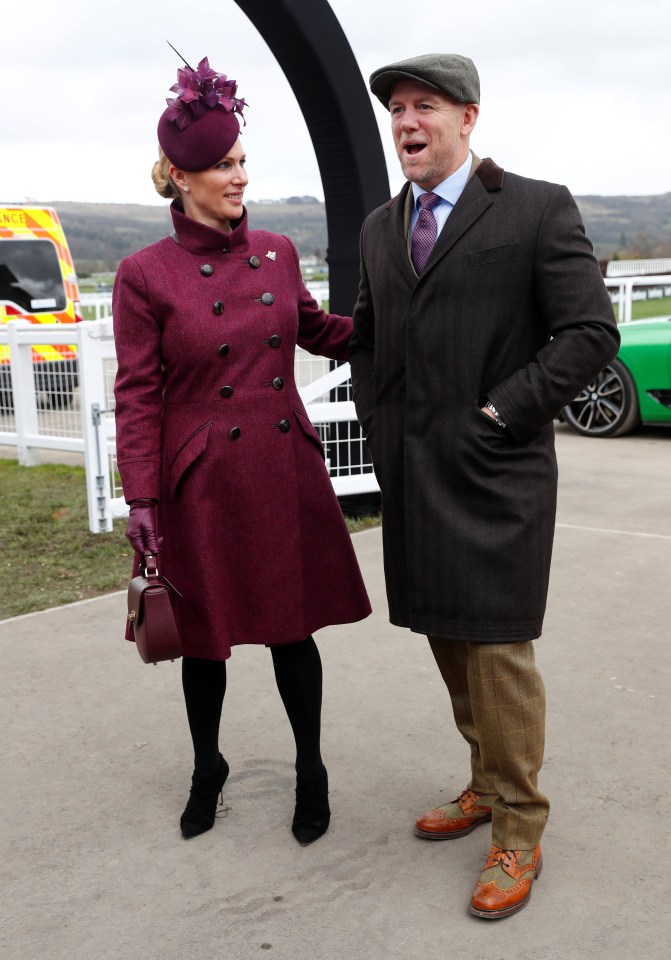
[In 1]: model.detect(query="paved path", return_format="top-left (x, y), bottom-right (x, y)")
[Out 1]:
top-left (1, 424), bottom-right (670, 960)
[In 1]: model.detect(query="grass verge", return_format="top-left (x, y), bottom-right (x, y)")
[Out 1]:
top-left (0, 459), bottom-right (380, 620)
top-left (626, 295), bottom-right (671, 321)
top-left (0, 459), bottom-right (132, 619)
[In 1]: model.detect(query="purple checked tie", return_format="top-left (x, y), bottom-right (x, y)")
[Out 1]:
top-left (411, 192), bottom-right (441, 275)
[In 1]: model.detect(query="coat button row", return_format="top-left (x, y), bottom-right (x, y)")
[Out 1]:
top-left (220, 340), bottom-right (283, 356)
top-left (254, 292), bottom-right (275, 306)
top-left (213, 300), bottom-right (224, 315)
top-left (229, 422), bottom-right (291, 439)
top-left (220, 386), bottom-right (234, 398)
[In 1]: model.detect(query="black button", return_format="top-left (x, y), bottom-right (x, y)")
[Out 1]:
top-left (222, 248), bottom-right (229, 254)
top-left (200, 264), bottom-right (213, 276)
top-left (261, 292), bottom-right (275, 305)
top-left (278, 418), bottom-right (290, 433)
top-left (220, 386), bottom-right (234, 398)
top-left (218, 343), bottom-right (230, 356)
top-left (272, 377), bottom-right (284, 391)
top-left (229, 427), bottom-right (241, 440)
top-left (249, 255), bottom-right (261, 269)
top-left (268, 334), bottom-right (281, 348)
top-left (213, 300), bottom-right (224, 315)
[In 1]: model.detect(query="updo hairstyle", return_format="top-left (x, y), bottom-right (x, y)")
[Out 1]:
top-left (151, 147), bottom-right (181, 201)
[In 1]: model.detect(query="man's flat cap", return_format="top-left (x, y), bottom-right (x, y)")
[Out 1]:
top-left (370, 53), bottom-right (480, 109)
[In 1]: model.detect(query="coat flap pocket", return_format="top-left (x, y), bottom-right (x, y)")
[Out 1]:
top-left (292, 408), bottom-right (325, 459)
top-left (168, 420), bottom-right (212, 496)
top-left (467, 242), bottom-right (520, 268)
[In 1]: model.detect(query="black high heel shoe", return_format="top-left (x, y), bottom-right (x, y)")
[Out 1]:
top-left (180, 754), bottom-right (229, 839)
top-left (292, 765), bottom-right (330, 845)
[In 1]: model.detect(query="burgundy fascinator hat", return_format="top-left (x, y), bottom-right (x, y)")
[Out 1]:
top-left (157, 51), bottom-right (247, 172)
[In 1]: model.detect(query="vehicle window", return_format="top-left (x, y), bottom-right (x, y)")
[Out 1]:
top-left (0, 239), bottom-right (66, 313)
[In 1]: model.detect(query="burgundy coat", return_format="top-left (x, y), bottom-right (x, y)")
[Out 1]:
top-left (113, 205), bottom-right (371, 659)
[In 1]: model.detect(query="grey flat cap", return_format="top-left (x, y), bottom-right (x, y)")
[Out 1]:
top-left (370, 53), bottom-right (480, 108)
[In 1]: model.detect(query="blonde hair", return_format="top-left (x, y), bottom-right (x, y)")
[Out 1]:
top-left (151, 146), bottom-right (181, 200)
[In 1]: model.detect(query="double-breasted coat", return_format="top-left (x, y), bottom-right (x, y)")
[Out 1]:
top-left (350, 156), bottom-right (620, 642)
top-left (113, 204), bottom-right (371, 660)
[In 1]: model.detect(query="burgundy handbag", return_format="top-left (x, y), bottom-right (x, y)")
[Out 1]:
top-left (127, 554), bottom-right (183, 664)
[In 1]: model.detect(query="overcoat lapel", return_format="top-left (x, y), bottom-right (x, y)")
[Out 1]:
top-left (420, 174), bottom-right (493, 278)
top-left (378, 184), bottom-right (421, 283)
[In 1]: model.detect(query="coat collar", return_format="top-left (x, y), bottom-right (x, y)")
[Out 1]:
top-left (383, 155), bottom-right (505, 281)
top-left (170, 202), bottom-right (251, 256)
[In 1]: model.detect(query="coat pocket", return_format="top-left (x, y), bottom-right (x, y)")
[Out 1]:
top-left (292, 408), bottom-right (325, 460)
top-left (467, 242), bottom-right (520, 268)
top-left (168, 420), bottom-right (212, 497)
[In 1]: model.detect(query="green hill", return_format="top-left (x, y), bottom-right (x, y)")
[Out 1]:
top-left (54, 199), bottom-right (328, 275)
top-left (51, 192), bottom-right (671, 275)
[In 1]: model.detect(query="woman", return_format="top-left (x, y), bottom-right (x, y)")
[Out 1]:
top-left (113, 56), bottom-right (371, 844)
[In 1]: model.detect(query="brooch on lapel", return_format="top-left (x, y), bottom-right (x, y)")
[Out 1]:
top-left (266, 251), bottom-right (276, 261)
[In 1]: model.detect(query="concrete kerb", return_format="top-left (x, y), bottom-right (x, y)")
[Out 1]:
top-left (1, 428), bottom-right (670, 960)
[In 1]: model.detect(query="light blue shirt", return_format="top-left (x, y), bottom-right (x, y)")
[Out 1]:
top-left (409, 152), bottom-right (472, 241)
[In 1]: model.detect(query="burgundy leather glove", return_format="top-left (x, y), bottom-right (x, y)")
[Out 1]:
top-left (126, 499), bottom-right (161, 556)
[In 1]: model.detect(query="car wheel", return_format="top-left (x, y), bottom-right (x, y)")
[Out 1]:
top-left (562, 358), bottom-right (640, 437)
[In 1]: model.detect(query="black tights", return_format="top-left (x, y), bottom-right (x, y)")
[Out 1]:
top-left (181, 636), bottom-right (324, 780)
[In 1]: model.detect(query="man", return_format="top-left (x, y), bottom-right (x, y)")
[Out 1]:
top-left (349, 54), bottom-right (619, 919)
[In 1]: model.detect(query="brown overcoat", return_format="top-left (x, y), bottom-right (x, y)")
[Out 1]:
top-left (350, 157), bottom-right (620, 642)
top-left (113, 205), bottom-right (371, 659)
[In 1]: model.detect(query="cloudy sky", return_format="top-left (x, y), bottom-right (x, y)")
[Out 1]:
top-left (3, 0), bottom-right (669, 206)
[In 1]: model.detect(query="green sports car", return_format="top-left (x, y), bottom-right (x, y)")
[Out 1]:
top-left (562, 317), bottom-right (671, 437)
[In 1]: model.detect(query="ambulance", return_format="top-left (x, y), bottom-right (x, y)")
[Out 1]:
top-left (0, 205), bottom-right (81, 410)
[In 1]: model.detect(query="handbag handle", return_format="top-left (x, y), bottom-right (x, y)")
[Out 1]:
top-left (142, 552), bottom-right (159, 578)
top-left (139, 553), bottom-right (182, 598)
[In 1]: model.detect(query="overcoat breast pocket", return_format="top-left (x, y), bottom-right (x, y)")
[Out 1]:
top-left (292, 408), bottom-right (325, 460)
top-left (167, 420), bottom-right (212, 497)
top-left (467, 242), bottom-right (520, 268)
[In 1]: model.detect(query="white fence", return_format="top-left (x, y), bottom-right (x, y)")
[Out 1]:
top-left (0, 318), bottom-right (378, 533)
top-left (605, 259), bottom-right (671, 278)
top-left (80, 292), bottom-right (114, 321)
top-left (605, 274), bottom-right (671, 324)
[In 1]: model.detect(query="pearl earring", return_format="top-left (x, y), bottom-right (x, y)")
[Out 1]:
top-left (184, 186), bottom-right (190, 193)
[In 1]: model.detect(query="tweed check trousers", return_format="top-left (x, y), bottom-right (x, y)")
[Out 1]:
top-left (428, 637), bottom-right (549, 849)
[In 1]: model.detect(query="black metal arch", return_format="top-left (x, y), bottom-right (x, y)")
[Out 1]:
top-left (233, 0), bottom-right (390, 314)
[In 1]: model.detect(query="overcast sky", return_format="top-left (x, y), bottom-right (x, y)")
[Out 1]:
top-left (3, 0), bottom-right (669, 206)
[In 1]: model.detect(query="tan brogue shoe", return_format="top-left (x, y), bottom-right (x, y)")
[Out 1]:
top-left (414, 788), bottom-right (492, 839)
top-left (468, 844), bottom-right (543, 919)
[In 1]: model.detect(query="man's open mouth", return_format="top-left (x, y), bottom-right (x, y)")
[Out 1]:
top-left (404, 142), bottom-right (427, 155)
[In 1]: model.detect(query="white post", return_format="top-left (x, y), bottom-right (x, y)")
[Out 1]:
top-left (624, 278), bottom-right (634, 324)
top-left (7, 320), bottom-right (41, 466)
top-left (77, 319), bottom-right (115, 533)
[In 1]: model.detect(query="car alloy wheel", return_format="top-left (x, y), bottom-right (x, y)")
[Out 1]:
top-left (562, 358), bottom-right (640, 437)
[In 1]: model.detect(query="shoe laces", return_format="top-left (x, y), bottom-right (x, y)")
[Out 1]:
top-left (491, 848), bottom-right (518, 869)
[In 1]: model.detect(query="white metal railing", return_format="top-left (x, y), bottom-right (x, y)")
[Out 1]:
top-left (0, 319), bottom-right (119, 532)
top-left (0, 318), bottom-right (378, 533)
top-left (605, 274), bottom-right (671, 324)
top-left (79, 293), bottom-right (114, 321)
top-left (606, 259), bottom-right (671, 278)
